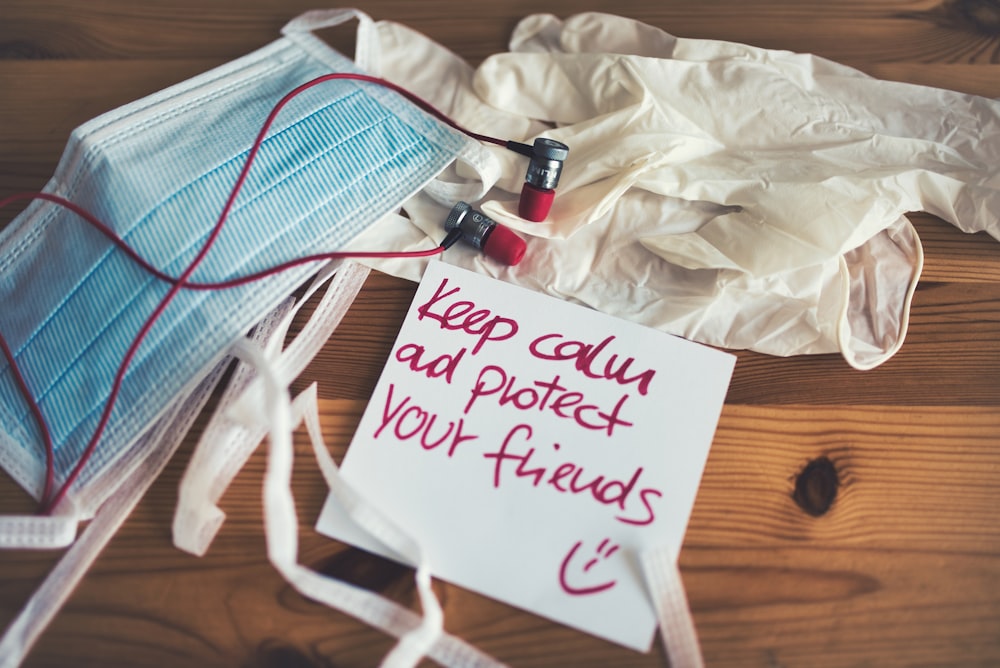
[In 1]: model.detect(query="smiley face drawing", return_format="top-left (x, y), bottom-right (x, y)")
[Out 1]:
top-left (558, 538), bottom-right (621, 596)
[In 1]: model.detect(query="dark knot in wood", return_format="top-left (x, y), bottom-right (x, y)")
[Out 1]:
top-left (955, 0), bottom-right (1000, 34)
top-left (316, 547), bottom-right (412, 593)
top-left (793, 456), bottom-right (839, 517)
top-left (905, 0), bottom-right (1000, 36)
top-left (248, 640), bottom-right (332, 668)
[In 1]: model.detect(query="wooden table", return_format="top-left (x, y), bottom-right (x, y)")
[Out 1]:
top-left (1, 1), bottom-right (998, 666)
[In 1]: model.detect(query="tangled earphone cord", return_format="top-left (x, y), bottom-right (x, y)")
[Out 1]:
top-left (0, 72), bottom-right (505, 515)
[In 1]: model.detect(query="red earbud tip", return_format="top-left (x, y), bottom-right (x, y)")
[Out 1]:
top-left (483, 224), bottom-right (527, 266)
top-left (518, 183), bottom-right (555, 222)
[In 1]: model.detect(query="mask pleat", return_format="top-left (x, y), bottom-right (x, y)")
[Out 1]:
top-left (0, 45), bottom-right (469, 490)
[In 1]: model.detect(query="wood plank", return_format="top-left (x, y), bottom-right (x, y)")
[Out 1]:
top-left (685, 546), bottom-right (1000, 668)
top-left (2, 400), bottom-right (997, 666)
top-left (690, 404), bottom-right (1000, 549)
top-left (728, 279), bottom-right (1000, 405)
top-left (1, 1), bottom-right (999, 75)
top-left (915, 214), bottom-right (1000, 284)
top-left (302, 270), bottom-right (1000, 406)
top-left (0, 1), bottom-right (998, 666)
top-left (0, 61), bottom-right (230, 155)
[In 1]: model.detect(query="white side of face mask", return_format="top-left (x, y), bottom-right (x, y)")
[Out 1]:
top-left (0, 9), bottom-right (499, 519)
top-left (0, 9), bottom-right (502, 668)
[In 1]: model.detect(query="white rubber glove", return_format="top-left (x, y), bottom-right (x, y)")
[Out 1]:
top-left (372, 20), bottom-right (551, 194)
top-left (474, 13), bottom-right (1000, 278)
top-left (351, 13), bottom-right (993, 369)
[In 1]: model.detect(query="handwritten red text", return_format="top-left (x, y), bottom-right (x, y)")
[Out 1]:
top-left (530, 334), bottom-right (656, 396)
top-left (394, 342), bottom-right (465, 384)
top-left (375, 383), bottom-right (478, 457)
top-left (483, 424), bottom-right (660, 526)
top-left (464, 366), bottom-right (633, 437)
top-left (416, 277), bottom-right (518, 354)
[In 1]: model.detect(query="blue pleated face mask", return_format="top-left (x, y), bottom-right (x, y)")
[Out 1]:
top-left (0, 10), bottom-right (494, 516)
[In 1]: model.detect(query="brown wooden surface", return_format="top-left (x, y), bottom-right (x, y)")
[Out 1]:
top-left (1, 1), bottom-right (999, 666)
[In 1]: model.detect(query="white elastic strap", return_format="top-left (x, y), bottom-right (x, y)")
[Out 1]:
top-left (228, 339), bottom-right (504, 668)
top-left (281, 8), bottom-right (381, 75)
top-left (173, 260), bottom-right (370, 556)
top-left (268, 261), bottom-right (371, 381)
top-left (0, 359), bottom-right (228, 668)
top-left (0, 513), bottom-right (77, 550)
top-left (422, 141), bottom-right (502, 206)
top-left (281, 9), bottom-right (501, 205)
top-left (294, 385), bottom-right (439, 667)
top-left (235, 340), bottom-right (444, 668)
top-left (641, 546), bottom-right (705, 668)
top-left (171, 298), bottom-right (294, 555)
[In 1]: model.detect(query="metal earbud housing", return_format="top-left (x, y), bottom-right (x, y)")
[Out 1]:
top-left (445, 202), bottom-right (526, 265)
top-left (524, 137), bottom-right (569, 191)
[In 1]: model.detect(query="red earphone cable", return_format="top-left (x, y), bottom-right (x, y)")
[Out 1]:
top-left (0, 72), bottom-right (506, 514)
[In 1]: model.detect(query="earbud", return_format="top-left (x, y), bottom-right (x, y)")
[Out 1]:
top-left (507, 138), bottom-right (569, 222)
top-left (444, 202), bottom-right (526, 266)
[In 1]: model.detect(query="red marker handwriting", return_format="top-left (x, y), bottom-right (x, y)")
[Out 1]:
top-left (416, 277), bottom-right (518, 354)
top-left (465, 366), bottom-right (633, 437)
top-left (482, 424), bottom-right (661, 526)
top-left (394, 341), bottom-right (466, 384)
top-left (375, 383), bottom-right (478, 457)
top-left (559, 538), bottom-right (620, 596)
top-left (530, 334), bottom-right (656, 395)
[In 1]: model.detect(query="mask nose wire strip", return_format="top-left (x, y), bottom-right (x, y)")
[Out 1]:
top-left (0, 73), bottom-right (513, 515)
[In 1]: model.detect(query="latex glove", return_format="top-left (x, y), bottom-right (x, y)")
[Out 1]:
top-left (352, 186), bottom-right (921, 370)
top-left (473, 14), bottom-right (1000, 278)
top-left (349, 14), bottom-right (940, 369)
top-left (372, 20), bottom-right (550, 194)
top-left (349, 14), bottom-right (929, 369)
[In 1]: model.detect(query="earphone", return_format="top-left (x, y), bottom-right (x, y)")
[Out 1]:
top-left (0, 74), bottom-right (558, 512)
top-left (444, 137), bottom-right (569, 265)
top-left (310, 76), bottom-right (568, 257)
top-left (445, 201), bottom-right (527, 266)
top-left (507, 138), bottom-right (570, 222)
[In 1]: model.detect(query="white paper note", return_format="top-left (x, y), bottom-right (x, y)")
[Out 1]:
top-left (316, 261), bottom-right (735, 651)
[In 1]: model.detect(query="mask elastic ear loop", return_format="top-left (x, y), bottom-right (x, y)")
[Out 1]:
top-left (0, 359), bottom-right (229, 667)
top-left (226, 340), bottom-right (503, 668)
top-left (173, 260), bottom-right (369, 557)
top-left (172, 296), bottom-right (299, 557)
top-left (281, 8), bottom-right (382, 75)
top-left (641, 545), bottom-right (705, 668)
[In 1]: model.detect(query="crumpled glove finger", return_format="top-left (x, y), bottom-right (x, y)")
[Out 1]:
top-left (508, 13), bottom-right (564, 53)
top-left (474, 47), bottom-right (1000, 275)
top-left (546, 10), bottom-right (879, 84)
top-left (475, 52), bottom-right (719, 237)
top-left (481, 153), bottom-right (657, 238)
top-left (511, 12), bottom-right (679, 58)
top-left (375, 20), bottom-right (550, 194)
top-left (366, 188), bottom-right (921, 370)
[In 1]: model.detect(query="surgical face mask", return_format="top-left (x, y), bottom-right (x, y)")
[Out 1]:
top-left (0, 9), bottom-right (492, 519)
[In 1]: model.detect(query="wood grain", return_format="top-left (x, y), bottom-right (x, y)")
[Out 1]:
top-left (0, 0), bottom-right (999, 666)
